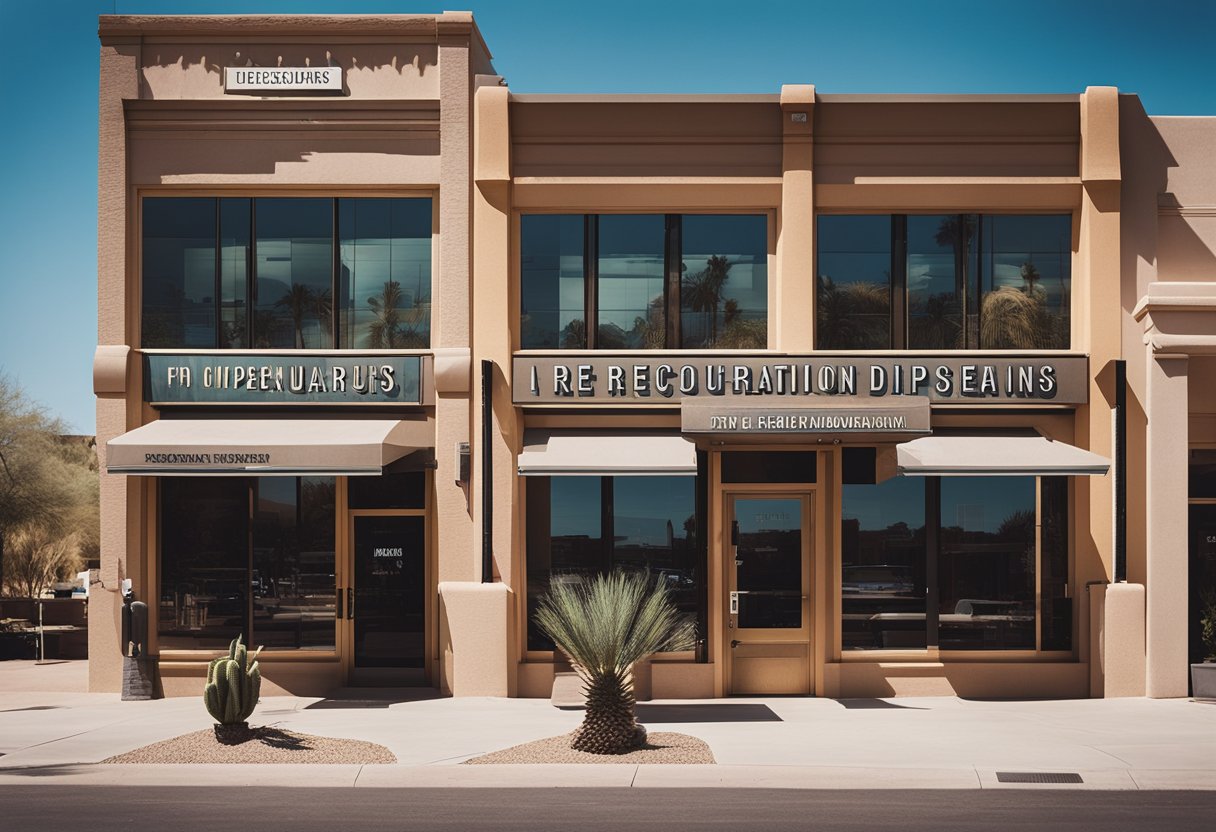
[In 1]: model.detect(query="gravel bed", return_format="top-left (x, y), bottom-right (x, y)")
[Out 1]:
top-left (464, 731), bottom-right (714, 765)
top-left (104, 727), bottom-right (396, 765)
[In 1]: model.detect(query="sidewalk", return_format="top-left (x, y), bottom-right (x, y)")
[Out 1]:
top-left (2, 663), bottom-right (1215, 790)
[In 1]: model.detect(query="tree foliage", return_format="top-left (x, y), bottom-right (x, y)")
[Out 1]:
top-left (0, 375), bottom-right (98, 596)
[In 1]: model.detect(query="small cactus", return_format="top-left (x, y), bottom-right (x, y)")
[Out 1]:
top-left (203, 635), bottom-right (262, 726)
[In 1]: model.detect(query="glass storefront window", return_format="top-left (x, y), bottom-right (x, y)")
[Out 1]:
top-left (816, 215), bottom-right (893, 350)
top-left (840, 469), bottom-right (1071, 653)
top-left (816, 214), bottom-right (1071, 351)
top-left (597, 215), bottom-right (667, 349)
top-left (526, 475), bottom-right (701, 651)
top-left (159, 477), bottom-right (335, 651)
top-left (519, 213), bottom-right (768, 350)
top-left (520, 215), bottom-right (586, 349)
top-left (338, 198), bottom-right (432, 349)
top-left (680, 215), bottom-right (768, 349)
top-left (142, 198), bottom-right (218, 349)
top-left (979, 215), bottom-right (1071, 349)
top-left (141, 197), bottom-right (432, 349)
top-left (841, 477), bottom-right (928, 650)
top-left (938, 477), bottom-right (1036, 650)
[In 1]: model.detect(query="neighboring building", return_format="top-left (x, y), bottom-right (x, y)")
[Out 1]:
top-left (93, 13), bottom-right (1216, 701)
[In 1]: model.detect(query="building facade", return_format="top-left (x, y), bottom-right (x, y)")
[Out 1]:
top-left (93, 13), bottom-right (1216, 701)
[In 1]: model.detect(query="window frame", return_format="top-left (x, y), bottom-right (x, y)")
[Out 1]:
top-left (519, 212), bottom-right (771, 351)
top-left (137, 191), bottom-right (437, 351)
top-left (816, 212), bottom-right (1073, 352)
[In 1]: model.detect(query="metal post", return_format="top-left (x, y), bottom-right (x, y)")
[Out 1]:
top-left (481, 359), bottom-right (494, 583)
top-left (1114, 359), bottom-right (1127, 583)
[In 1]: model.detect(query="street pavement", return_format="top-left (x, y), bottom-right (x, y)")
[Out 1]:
top-left (1, 660), bottom-right (1215, 792)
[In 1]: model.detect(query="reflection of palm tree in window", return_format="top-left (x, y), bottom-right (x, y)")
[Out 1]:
top-left (682, 255), bottom-right (730, 346)
top-left (275, 284), bottom-right (324, 349)
top-left (367, 280), bottom-right (428, 348)
top-left (816, 275), bottom-right (891, 348)
top-left (561, 319), bottom-right (586, 349)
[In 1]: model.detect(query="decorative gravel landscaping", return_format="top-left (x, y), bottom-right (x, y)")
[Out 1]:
top-left (104, 727), bottom-right (396, 765)
top-left (464, 731), bottom-right (714, 765)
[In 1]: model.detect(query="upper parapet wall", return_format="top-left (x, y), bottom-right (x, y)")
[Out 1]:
top-left (98, 12), bottom-right (492, 101)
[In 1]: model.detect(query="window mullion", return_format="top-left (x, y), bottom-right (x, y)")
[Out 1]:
top-left (248, 201), bottom-right (257, 349)
top-left (602, 476), bottom-right (613, 574)
top-left (585, 215), bottom-right (598, 350)
top-left (666, 215), bottom-right (681, 348)
top-left (892, 215), bottom-right (907, 350)
top-left (926, 476), bottom-right (940, 649)
top-left (213, 199), bottom-right (221, 348)
top-left (332, 199), bottom-right (341, 348)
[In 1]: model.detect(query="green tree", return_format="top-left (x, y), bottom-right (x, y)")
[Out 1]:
top-left (534, 570), bottom-right (695, 754)
top-left (0, 376), bottom-right (98, 596)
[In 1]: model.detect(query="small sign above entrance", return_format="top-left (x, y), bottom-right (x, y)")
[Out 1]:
top-left (224, 66), bottom-right (343, 94)
top-left (682, 398), bottom-right (931, 441)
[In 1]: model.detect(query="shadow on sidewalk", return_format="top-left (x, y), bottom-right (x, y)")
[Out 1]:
top-left (635, 703), bottom-right (782, 723)
top-left (304, 688), bottom-right (444, 710)
top-left (836, 699), bottom-right (928, 710)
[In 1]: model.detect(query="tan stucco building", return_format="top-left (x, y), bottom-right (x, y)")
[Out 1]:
top-left (92, 13), bottom-right (1216, 702)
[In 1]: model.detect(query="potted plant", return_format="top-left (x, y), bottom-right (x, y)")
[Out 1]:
top-left (204, 635), bottom-right (262, 743)
top-left (534, 570), bottom-right (694, 754)
top-left (1193, 590), bottom-right (1216, 701)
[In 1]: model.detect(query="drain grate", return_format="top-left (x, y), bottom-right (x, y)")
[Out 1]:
top-left (996, 771), bottom-right (1084, 784)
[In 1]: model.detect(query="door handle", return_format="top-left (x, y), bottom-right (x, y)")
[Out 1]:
top-left (729, 591), bottom-right (740, 615)
top-left (731, 640), bottom-right (741, 648)
top-left (346, 587), bottom-right (355, 620)
top-left (335, 587), bottom-right (344, 619)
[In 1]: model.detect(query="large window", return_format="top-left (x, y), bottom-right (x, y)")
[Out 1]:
top-left (841, 460), bottom-right (1070, 652)
top-left (817, 214), bottom-right (1071, 350)
top-left (158, 477), bottom-right (336, 651)
top-left (520, 214), bottom-right (768, 350)
top-left (525, 475), bottom-right (704, 651)
top-left (142, 197), bottom-right (432, 349)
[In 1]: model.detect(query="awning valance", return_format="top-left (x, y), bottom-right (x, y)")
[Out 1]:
top-left (897, 434), bottom-right (1110, 477)
top-left (106, 419), bottom-right (433, 476)
top-left (518, 431), bottom-right (697, 476)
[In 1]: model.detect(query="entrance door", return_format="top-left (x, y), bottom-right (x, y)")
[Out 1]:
top-left (726, 494), bottom-right (812, 695)
top-left (350, 515), bottom-right (426, 685)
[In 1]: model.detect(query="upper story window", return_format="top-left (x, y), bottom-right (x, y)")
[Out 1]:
top-left (142, 197), bottom-right (432, 349)
top-left (817, 214), bottom-right (1071, 351)
top-left (520, 214), bottom-right (768, 350)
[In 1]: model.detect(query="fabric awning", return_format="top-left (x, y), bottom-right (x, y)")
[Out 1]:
top-left (897, 434), bottom-right (1110, 477)
top-left (106, 419), bottom-right (433, 476)
top-left (518, 430), bottom-right (697, 476)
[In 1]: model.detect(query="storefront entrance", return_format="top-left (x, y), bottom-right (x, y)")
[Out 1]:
top-left (725, 492), bottom-right (813, 695)
top-left (348, 514), bottom-right (427, 685)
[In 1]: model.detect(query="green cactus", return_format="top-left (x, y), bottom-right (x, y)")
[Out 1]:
top-left (202, 635), bottom-right (263, 725)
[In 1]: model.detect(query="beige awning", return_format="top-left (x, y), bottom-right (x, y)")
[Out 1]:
top-left (518, 430), bottom-right (697, 476)
top-left (106, 419), bottom-right (433, 476)
top-left (897, 434), bottom-right (1110, 477)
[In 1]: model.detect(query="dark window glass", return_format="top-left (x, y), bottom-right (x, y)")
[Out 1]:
top-left (597, 215), bottom-right (666, 349)
top-left (354, 515), bottom-right (426, 669)
top-left (338, 198), bottom-right (432, 349)
top-left (938, 477), bottom-right (1036, 650)
top-left (1189, 504), bottom-right (1216, 673)
top-left (680, 215), bottom-right (767, 349)
top-left (520, 215), bottom-right (586, 349)
top-left (842, 447), bottom-right (877, 485)
top-left (842, 477), bottom-right (927, 649)
top-left (158, 478), bottom-right (249, 649)
top-left (979, 215), bottom-right (1071, 349)
top-left (816, 215), bottom-right (892, 349)
top-left (722, 451), bottom-right (816, 484)
top-left (254, 198), bottom-right (334, 349)
top-left (142, 198), bottom-right (217, 348)
top-left (1189, 449), bottom-right (1216, 499)
top-left (907, 215), bottom-right (970, 350)
top-left (219, 198), bottom-right (250, 348)
top-left (347, 472), bottom-right (427, 510)
top-left (252, 478), bottom-right (336, 651)
top-left (1040, 477), bottom-right (1071, 651)
top-left (734, 498), bottom-right (803, 628)
top-left (525, 475), bottom-right (700, 650)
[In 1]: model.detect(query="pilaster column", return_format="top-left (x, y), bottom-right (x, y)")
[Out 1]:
top-left (776, 84), bottom-right (815, 351)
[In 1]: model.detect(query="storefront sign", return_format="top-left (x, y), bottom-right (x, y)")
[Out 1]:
top-left (224, 66), bottom-right (343, 94)
top-left (513, 353), bottom-right (1088, 405)
top-left (682, 398), bottom-right (931, 437)
top-left (144, 353), bottom-right (426, 405)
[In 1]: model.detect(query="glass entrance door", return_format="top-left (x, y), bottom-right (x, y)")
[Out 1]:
top-left (350, 515), bottom-right (426, 685)
top-left (726, 494), bottom-right (812, 695)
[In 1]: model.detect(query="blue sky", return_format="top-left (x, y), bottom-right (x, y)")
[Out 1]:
top-left (1, 0), bottom-right (1213, 432)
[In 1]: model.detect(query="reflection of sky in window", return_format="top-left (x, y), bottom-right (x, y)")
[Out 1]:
top-left (681, 215), bottom-right (767, 311)
top-left (550, 477), bottom-right (695, 542)
top-left (598, 215), bottom-right (665, 330)
top-left (843, 478), bottom-right (925, 531)
top-left (940, 477), bottom-right (1034, 534)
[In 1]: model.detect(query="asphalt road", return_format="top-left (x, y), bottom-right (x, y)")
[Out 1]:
top-left (4, 787), bottom-right (1216, 831)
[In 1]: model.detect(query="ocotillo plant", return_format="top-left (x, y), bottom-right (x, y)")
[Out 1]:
top-left (204, 635), bottom-right (262, 725)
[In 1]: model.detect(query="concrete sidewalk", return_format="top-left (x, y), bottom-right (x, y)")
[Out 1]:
top-left (2, 665), bottom-right (1215, 790)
